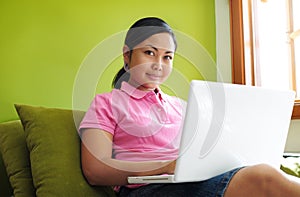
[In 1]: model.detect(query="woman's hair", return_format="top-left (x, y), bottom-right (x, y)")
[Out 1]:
top-left (112, 17), bottom-right (177, 89)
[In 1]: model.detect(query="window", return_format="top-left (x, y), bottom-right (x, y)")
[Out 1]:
top-left (230, 0), bottom-right (300, 119)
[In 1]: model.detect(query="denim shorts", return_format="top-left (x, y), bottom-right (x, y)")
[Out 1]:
top-left (117, 167), bottom-right (243, 197)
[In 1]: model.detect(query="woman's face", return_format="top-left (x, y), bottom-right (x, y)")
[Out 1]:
top-left (124, 32), bottom-right (176, 91)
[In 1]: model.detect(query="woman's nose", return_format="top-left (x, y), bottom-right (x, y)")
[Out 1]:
top-left (152, 58), bottom-right (163, 71)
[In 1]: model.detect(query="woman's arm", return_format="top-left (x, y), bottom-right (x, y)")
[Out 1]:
top-left (81, 128), bottom-right (176, 186)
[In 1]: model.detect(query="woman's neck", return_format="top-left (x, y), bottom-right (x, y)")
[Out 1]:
top-left (127, 80), bottom-right (158, 92)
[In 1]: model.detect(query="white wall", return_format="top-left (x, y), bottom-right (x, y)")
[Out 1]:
top-left (215, 0), bottom-right (300, 153)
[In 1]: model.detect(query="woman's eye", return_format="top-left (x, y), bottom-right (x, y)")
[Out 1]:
top-left (145, 50), bottom-right (155, 56)
top-left (165, 55), bottom-right (173, 60)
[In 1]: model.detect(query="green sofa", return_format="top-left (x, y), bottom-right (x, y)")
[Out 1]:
top-left (0, 104), bottom-right (299, 196)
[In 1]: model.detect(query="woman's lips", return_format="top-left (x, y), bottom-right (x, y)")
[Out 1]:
top-left (146, 73), bottom-right (161, 80)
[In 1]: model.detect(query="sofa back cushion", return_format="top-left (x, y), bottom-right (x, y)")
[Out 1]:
top-left (15, 104), bottom-right (116, 197)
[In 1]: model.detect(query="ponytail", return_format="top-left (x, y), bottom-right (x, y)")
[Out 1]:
top-left (112, 67), bottom-right (130, 89)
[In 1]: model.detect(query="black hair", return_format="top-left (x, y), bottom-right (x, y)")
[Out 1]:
top-left (112, 17), bottom-right (177, 89)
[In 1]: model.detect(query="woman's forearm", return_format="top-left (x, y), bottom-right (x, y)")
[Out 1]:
top-left (81, 143), bottom-right (175, 186)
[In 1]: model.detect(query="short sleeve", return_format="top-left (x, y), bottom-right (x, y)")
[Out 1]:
top-left (79, 94), bottom-right (116, 135)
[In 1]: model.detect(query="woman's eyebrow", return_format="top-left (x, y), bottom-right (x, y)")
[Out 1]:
top-left (145, 44), bottom-right (174, 54)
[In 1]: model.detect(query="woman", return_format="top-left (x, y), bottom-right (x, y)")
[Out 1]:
top-left (79, 17), bottom-right (300, 196)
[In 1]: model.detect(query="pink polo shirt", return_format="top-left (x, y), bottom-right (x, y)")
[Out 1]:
top-left (79, 82), bottom-right (185, 161)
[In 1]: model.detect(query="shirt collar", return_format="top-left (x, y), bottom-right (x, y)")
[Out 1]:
top-left (120, 82), bottom-right (166, 102)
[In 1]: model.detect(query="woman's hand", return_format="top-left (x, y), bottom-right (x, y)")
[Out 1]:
top-left (164, 160), bottom-right (177, 174)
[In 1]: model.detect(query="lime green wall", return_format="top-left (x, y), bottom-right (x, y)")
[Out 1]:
top-left (0, 0), bottom-right (216, 122)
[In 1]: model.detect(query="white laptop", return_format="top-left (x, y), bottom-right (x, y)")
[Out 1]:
top-left (127, 80), bottom-right (295, 184)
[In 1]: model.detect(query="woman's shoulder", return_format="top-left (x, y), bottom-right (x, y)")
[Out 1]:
top-left (93, 92), bottom-right (111, 101)
top-left (93, 88), bottom-right (127, 102)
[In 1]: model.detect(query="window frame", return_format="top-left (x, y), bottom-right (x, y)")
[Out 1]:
top-left (229, 0), bottom-right (300, 119)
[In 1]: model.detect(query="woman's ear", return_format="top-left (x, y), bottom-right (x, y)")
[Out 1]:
top-left (123, 45), bottom-right (130, 65)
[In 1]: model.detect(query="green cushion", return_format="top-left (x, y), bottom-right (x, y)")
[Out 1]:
top-left (0, 120), bottom-right (35, 196)
top-left (15, 104), bottom-right (116, 197)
